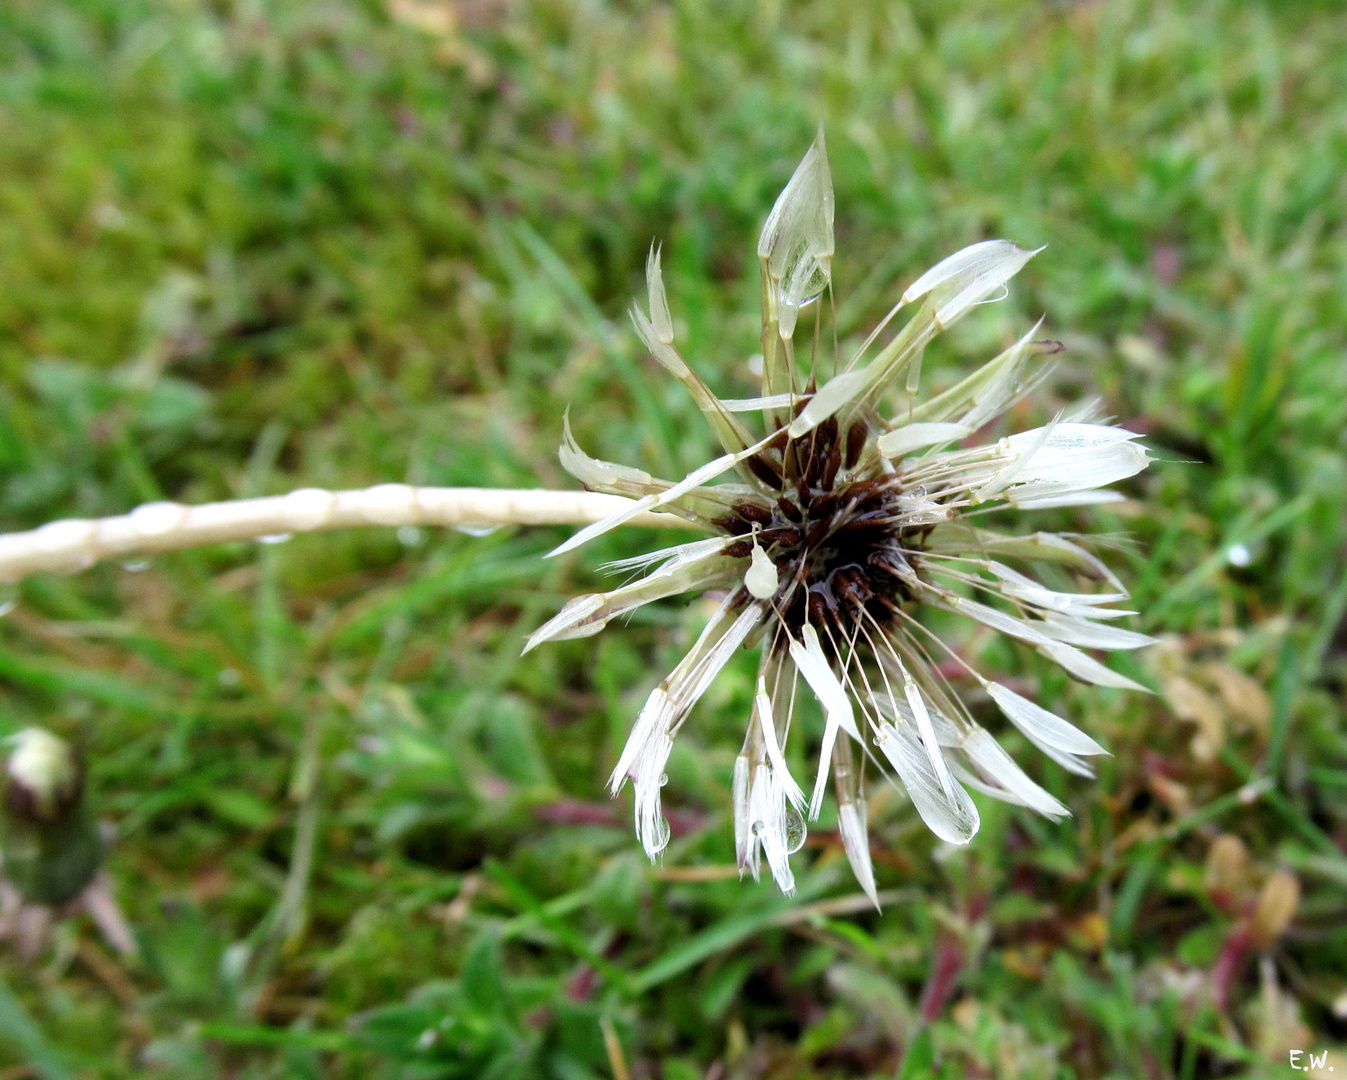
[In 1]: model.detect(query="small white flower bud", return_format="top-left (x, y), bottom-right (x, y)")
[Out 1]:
top-left (6, 727), bottom-right (80, 821)
top-left (3, 727), bottom-right (104, 908)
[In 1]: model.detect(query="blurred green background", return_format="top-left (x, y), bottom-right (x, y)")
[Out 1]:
top-left (1, 0), bottom-right (1345, 1076)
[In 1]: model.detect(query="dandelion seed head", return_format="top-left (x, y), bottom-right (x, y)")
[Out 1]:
top-left (532, 134), bottom-right (1156, 901)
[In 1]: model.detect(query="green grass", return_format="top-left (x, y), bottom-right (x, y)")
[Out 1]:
top-left (1, 0), bottom-right (1346, 1076)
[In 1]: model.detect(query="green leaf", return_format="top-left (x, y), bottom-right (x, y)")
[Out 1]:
top-left (460, 931), bottom-right (508, 1014)
top-left (0, 977), bottom-right (74, 1080)
top-left (895, 1026), bottom-right (935, 1080)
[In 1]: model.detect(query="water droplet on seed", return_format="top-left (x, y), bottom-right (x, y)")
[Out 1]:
top-left (785, 807), bottom-right (807, 853)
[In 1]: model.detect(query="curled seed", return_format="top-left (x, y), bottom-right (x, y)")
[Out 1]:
top-left (808, 589), bottom-right (828, 627)
top-left (834, 567), bottom-right (873, 609)
top-left (725, 540), bottom-right (753, 558)
top-left (868, 549), bottom-right (915, 581)
top-left (776, 495), bottom-right (803, 522)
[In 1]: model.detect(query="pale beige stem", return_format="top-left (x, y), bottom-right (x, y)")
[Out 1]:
top-left (0, 486), bottom-right (701, 582)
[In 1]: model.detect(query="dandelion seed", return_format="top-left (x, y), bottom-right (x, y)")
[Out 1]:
top-left (531, 135), bottom-right (1154, 901)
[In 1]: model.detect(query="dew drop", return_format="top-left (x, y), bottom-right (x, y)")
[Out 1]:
top-left (0, 583), bottom-right (17, 617)
top-left (658, 772), bottom-right (669, 788)
top-left (785, 806), bottom-right (807, 854)
top-left (453, 523), bottom-right (499, 537)
top-left (258, 533), bottom-right (292, 545)
top-left (121, 560), bottom-right (150, 573)
top-left (751, 819), bottom-right (766, 837)
top-left (396, 525), bottom-right (424, 547)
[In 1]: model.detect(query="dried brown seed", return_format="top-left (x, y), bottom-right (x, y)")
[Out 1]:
top-left (844, 420), bottom-right (868, 469)
top-left (746, 454), bottom-right (784, 490)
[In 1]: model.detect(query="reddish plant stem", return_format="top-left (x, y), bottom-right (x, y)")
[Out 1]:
top-left (918, 933), bottom-right (965, 1025)
top-left (916, 892), bottom-right (985, 1026)
top-left (1211, 921), bottom-right (1253, 1012)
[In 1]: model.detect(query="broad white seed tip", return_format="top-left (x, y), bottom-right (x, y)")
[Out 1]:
top-left (759, 133), bottom-right (834, 341)
top-left (745, 539), bottom-right (778, 600)
top-left (786, 368), bottom-right (869, 438)
top-left (875, 422), bottom-right (971, 459)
